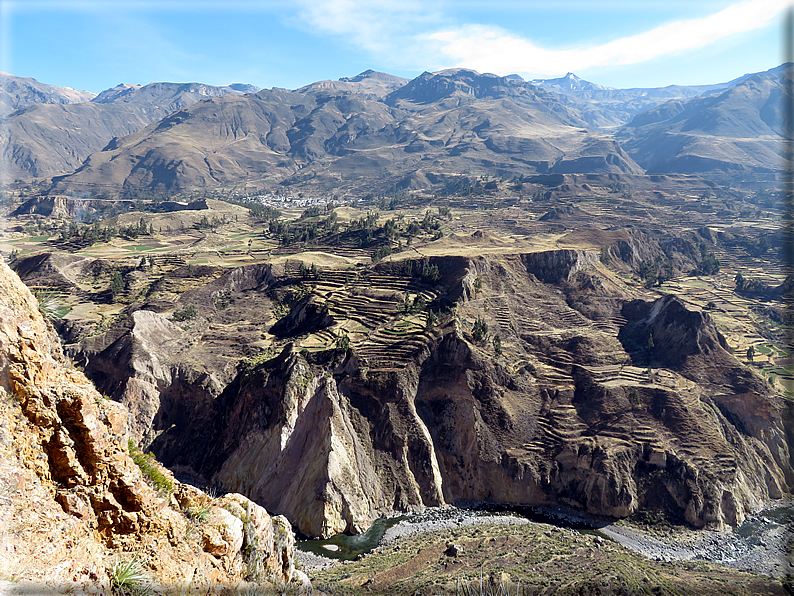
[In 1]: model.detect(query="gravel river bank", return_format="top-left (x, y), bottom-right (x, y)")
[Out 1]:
top-left (297, 501), bottom-right (792, 578)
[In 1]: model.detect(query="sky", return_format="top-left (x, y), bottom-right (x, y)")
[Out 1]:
top-left (0, 0), bottom-right (790, 94)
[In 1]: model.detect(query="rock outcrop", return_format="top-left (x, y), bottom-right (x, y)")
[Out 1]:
top-left (200, 347), bottom-right (444, 538)
top-left (0, 260), bottom-right (302, 592)
top-left (10, 196), bottom-right (209, 220)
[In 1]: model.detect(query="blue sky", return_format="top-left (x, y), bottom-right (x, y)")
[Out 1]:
top-left (0, 0), bottom-right (788, 93)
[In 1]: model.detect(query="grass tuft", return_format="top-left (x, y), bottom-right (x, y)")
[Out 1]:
top-left (128, 439), bottom-right (174, 495)
top-left (186, 505), bottom-right (211, 523)
top-left (110, 555), bottom-right (151, 595)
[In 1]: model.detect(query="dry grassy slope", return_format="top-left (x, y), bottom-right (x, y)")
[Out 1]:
top-left (51, 69), bottom-right (642, 194)
top-left (617, 65), bottom-right (785, 173)
top-left (1, 102), bottom-right (174, 179)
top-left (0, 260), bottom-right (302, 592)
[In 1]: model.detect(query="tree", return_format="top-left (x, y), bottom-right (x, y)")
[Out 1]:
top-left (493, 334), bottom-right (502, 355)
top-left (646, 333), bottom-right (655, 359)
top-left (420, 260), bottom-right (440, 283)
top-left (172, 305), bottom-right (197, 322)
top-left (110, 271), bottom-right (124, 301)
top-left (383, 218), bottom-right (398, 240)
top-left (336, 332), bottom-right (350, 351)
top-left (425, 310), bottom-right (437, 332)
top-left (747, 345), bottom-right (755, 363)
top-left (472, 316), bottom-right (488, 343)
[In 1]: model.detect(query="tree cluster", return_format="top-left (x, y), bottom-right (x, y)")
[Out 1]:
top-left (690, 243), bottom-right (720, 276)
top-left (298, 261), bottom-right (322, 280)
top-left (59, 217), bottom-right (154, 246)
top-left (638, 257), bottom-right (673, 288)
top-left (269, 212), bottom-right (340, 245)
top-left (734, 272), bottom-right (769, 295)
top-left (472, 316), bottom-right (488, 343)
top-left (195, 214), bottom-right (229, 231)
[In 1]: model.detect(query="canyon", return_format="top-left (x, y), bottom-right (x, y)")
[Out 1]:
top-left (0, 63), bottom-right (791, 592)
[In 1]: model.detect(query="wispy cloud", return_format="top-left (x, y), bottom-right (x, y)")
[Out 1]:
top-left (289, 0), bottom-right (787, 78)
top-left (292, 0), bottom-right (446, 65)
top-left (429, 0), bottom-right (789, 76)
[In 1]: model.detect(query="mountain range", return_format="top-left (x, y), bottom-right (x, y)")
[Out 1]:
top-left (529, 71), bottom-right (754, 128)
top-left (616, 64), bottom-right (786, 174)
top-left (0, 65), bottom-right (786, 192)
top-left (1, 77), bottom-right (261, 182)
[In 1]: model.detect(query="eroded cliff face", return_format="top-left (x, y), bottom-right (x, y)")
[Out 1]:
top-left (50, 250), bottom-right (792, 538)
top-left (67, 263), bottom-right (276, 447)
top-left (174, 347), bottom-right (442, 539)
top-left (0, 261), bottom-right (301, 592)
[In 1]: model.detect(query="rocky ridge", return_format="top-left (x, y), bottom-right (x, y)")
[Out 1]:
top-left (616, 64), bottom-right (786, 174)
top-left (0, 260), bottom-right (303, 592)
top-left (0, 72), bottom-right (95, 117)
top-left (2, 81), bottom-right (261, 182)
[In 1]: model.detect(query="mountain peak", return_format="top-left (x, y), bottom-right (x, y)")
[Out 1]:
top-left (385, 68), bottom-right (539, 107)
top-left (228, 83), bottom-right (261, 93)
top-left (532, 72), bottom-right (612, 92)
top-left (339, 70), bottom-right (406, 84)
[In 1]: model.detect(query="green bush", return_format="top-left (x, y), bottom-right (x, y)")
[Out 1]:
top-left (493, 334), bottom-right (502, 355)
top-left (110, 271), bottom-right (124, 300)
top-left (34, 290), bottom-right (62, 321)
top-left (171, 305), bottom-right (197, 322)
top-left (186, 505), bottom-right (210, 523)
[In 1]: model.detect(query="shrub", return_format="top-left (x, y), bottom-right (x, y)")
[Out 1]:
top-left (34, 290), bottom-right (62, 321)
top-left (186, 505), bottom-right (210, 523)
top-left (336, 332), bottom-right (350, 351)
top-left (425, 310), bottom-right (438, 332)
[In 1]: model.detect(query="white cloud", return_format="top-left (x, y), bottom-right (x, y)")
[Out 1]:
top-left (429, 0), bottom-right (789, 76)
top-left (292, 0), bottom-right (450, 70)
top-left (292, 0), bottom-right (445, 61)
